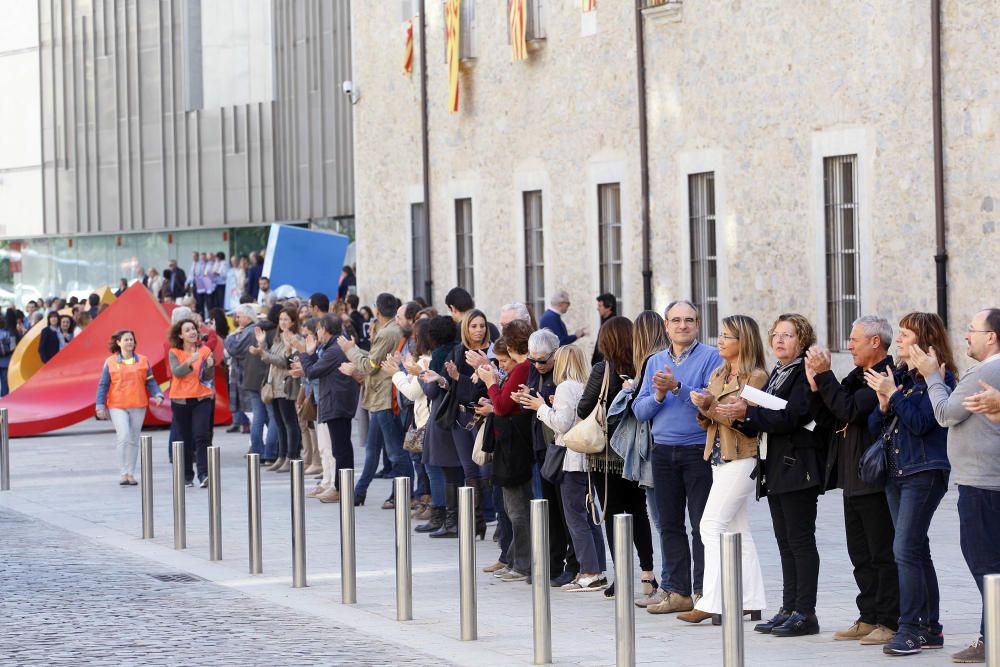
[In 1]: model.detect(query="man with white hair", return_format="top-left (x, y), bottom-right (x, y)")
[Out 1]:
top-left (499, 302), bottom-right (531, 328)
top-left (522, 327), bottom-right (579, 587)
top-left (224, 304), bottom-right (258, 435)
top-left (805, 315), bottom-right (899, 645)
top-left (539, 289), bottom-right (586, 346)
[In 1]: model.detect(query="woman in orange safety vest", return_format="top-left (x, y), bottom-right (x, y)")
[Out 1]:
top-left (168, 318), bottom-right (216, 487)
top-left (96, 329), bottom-right (165, 486)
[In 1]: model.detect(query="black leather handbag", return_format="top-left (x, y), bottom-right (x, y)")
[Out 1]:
top-left (859, 415), bottom-right (898, 486)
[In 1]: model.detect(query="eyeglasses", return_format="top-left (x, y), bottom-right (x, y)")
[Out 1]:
top-left (668, 317), bottom-right (698, 325)
top-left (771, 333), bottom-right (797, 341)
top-left (968, 328), bottom-right (996, 335)
top-left (718, 333), bottom-right (740, 342)
top-left (527, 353), bottom-right (553, 365)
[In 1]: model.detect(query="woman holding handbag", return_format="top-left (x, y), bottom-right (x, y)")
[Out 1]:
top-left (864, 312), bottom-right (955, 656)
top-left (681, 314), bottom-right (768, 625)
top-left (521, 344), bottom-right (607, 591)
top-left (576, 316), bottom-right (658, 600)
top-left (720, 314), bottom-right (825, 637)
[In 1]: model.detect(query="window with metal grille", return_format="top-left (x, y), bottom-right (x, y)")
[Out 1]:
top-left (523, 191), bottom-right (545, 317)
top-left (688, 172), bottom-right (718, 344)
top-left (455, 198), bottom-right (474, 297)
top-left (411, 203), bottom-right (430, 301)
top-left (598, 183), bottom-right (623, 305)
top-left (824, 154), bottom-right (860, 352)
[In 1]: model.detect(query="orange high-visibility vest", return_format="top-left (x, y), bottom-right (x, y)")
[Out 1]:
top-left (105, 354), bottom-right (154, 409)
top-left (169, 346), bottom-right (213, 400)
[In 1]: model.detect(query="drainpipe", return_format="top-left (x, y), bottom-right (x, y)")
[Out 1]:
top-left (419, 0), bottom-right (433, 303)
top-left (634, 0), bottom-right (653, 311)
top-left (931, 0), bottom-right (948, 324)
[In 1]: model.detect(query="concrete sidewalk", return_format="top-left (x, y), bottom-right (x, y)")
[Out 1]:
top-left (0, 421), bottom-right (983, 666)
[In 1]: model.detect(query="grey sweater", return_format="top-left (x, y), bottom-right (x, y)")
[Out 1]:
top-left (926, 355), bottom-right (1000, 489)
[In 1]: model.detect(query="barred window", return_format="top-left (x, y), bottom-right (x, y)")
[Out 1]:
top-left (598, 183), bottom-right (623, 304)
top-left (824, 155), bottom-right (860, 352)
top-left (411, 203), bottom-right (430, 301)
top-left (523, 190), bottom-right (545, 317)
top-left (455, 198), bottom-right (474, 297)
top-left (688, 172), bottom-right (718, 344)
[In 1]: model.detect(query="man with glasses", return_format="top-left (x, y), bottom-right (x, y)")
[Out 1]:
top-left (634, 300), bottom-right (722, 615)
top-left (910, 308), bottom-right (1000, 664)
top-left (523, 328), bottom-right (579, 587)
top-left (539, 289), bottom-right (587, 346)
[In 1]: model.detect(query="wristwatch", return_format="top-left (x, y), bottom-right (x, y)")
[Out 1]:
top-left (670, 381), bottom-right (681, 397)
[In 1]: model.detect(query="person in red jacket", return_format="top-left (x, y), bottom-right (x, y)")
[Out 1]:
top-left (96, 330), bottom-right (165, 486)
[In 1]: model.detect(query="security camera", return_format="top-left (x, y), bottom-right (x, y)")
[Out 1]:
top-left (342, 80), bottom-right (353, 95)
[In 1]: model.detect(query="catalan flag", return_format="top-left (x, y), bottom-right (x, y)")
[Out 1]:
top-left (446, 0), bottom-right (461, 113)
top-left (403, 18), bottom-right (414, 76)
top-left (583, 0), bottom-right (596, 11)
top-left (510, 0), bottom-right (527, 61)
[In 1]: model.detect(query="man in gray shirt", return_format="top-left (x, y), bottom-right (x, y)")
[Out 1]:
top-left (911, 307), bottom-right (1000, 664)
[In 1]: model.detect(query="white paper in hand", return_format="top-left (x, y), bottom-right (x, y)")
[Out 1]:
top-left (740, 385), bottom-right (788, 411)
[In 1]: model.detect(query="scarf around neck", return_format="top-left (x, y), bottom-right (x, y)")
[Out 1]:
top-left (766, 356), bottom-right (803, 395)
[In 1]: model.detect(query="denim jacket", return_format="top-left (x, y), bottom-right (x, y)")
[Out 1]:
top-left (867, 367), bottom-right (954, 478)
top-left (608, 384), bottom-right (654, 487)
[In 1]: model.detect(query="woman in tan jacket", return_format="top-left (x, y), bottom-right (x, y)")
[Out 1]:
top-left (251, 304), bottom-right (302, 472)
top-left (679, 314), bottom-right (769, 624)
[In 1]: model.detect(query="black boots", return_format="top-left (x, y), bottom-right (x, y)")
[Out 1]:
top-left (472, 479), bottom-right (487, 540)
top-left (430, 483), bottom-right (459, 538)
top-left (415, 506), bottom-right (445, 533)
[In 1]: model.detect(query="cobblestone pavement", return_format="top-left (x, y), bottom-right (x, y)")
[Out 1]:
top-left (0, 509), bottom-right (450, 667)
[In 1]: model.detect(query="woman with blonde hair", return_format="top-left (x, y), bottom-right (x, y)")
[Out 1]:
top-left (682, 314), bottom-right (768, 624)
top-left (521, 344), bottom-right (608, 591)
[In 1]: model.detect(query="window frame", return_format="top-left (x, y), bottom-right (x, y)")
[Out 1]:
top-left (597, 183), bottom-right (623, 306)
top-left (523, 190), bottom-right (545, 318)
top-left (455, 197), bottom-right (475, 297)
top-left (823, 154), bottom-right (861, 352)
top-left (688, 171), bottom-right (718, 345)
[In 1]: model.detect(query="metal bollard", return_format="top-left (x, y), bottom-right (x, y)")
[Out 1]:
top-left (0, 407), bottom-right (9, 491)
top-left (394, 476), bottom-right (413, 621)
top-left (207, 446), bottom-right (222, 561)
top-left (458, 485), bottom-right (477, 641)
top-left (721, 532), bottom-right (745, 667)
top-left (614, 513), bottom-right (635, 667)
top-left (291, 459), bottom-right (307, 588)
top-left (986, 574), bottom-right (1000, 666)
top-left (339, 468), bottom-right (356, 603)
top-left (531, 499), bottom-right (552, 664)
top-left (247, 453), bottom-right (263, 574)
top-left (140, 435), bottom-right (154, 538)
top-left (171, 441), bottom-right (186, 549)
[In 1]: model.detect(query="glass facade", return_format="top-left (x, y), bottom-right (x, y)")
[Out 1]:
top-left (0, 226), bottom-right (275, 307)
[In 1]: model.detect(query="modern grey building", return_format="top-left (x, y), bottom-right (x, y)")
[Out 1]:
top-left (0, 0), bottom-right (354, 303)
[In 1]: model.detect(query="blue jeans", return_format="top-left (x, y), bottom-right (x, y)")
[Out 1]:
top-left (561, 471), bottom-right (607, 574)
top-left (885, 468), bottom-right (948, 634)
top-left (248, 390), bottom-right (266, 455)
top-left (651, 443), bottom-right (713, 596)
top-left (494, 479), bottom-right (512, 564)
top-left (958, 484), bottom-right (1000, 638)
top-left (427, 464), bottom-right (446, 507)
top-left (354, 409), bottom-right (412, 498)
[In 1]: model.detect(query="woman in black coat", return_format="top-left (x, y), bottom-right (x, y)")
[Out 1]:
top-left (38, 311), bottom-right (62, 363)
top-left (723, 314), bottom-right (825, 638)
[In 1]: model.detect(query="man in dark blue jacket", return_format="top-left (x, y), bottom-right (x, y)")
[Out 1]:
top-left (538, 289), bottom-right (587, 346)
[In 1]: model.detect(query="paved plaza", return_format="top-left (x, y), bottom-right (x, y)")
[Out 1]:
top-left (0, 421), bottom-right (984, 666)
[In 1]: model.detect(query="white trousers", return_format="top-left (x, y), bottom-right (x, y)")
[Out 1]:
top-left (695, 456), bottom-right (767, 614)
top-left (316, 419), bottom-right (336, 488)
top-left (110, 407), bottom-right (146, 476)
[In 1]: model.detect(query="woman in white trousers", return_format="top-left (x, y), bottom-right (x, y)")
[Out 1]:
top-left (681, 314), bottom-right (769, 624)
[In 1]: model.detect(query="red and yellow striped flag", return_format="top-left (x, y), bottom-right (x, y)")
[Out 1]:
top-left (510, 0), bottom-right (527, 61)
top-left (446, 0), bottom-right (461, 113)
top-left (403, 18), bottom-right (414, 76)
top-left (583, 0), bottom-right (596, 11)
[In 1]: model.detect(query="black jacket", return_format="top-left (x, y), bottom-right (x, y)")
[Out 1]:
top-left (163, 268), bottom-right (187, 299)
top-left (578, 360), bottom-right (626, 438)
top-left (807, 356), bottom-right (893, 497)
top-left (740, 361), bottom-right (826, 496)
top-left (38, 327), bottom-right (61, 363)
top-left (299, 340), bottom-right (359, 421)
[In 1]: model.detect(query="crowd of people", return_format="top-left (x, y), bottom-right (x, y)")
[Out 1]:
top-left (86, 272), bottom-right (1000, 663)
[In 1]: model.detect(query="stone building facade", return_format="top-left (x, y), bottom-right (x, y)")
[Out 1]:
top-left (351, 0), bottom-right (998, 364)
